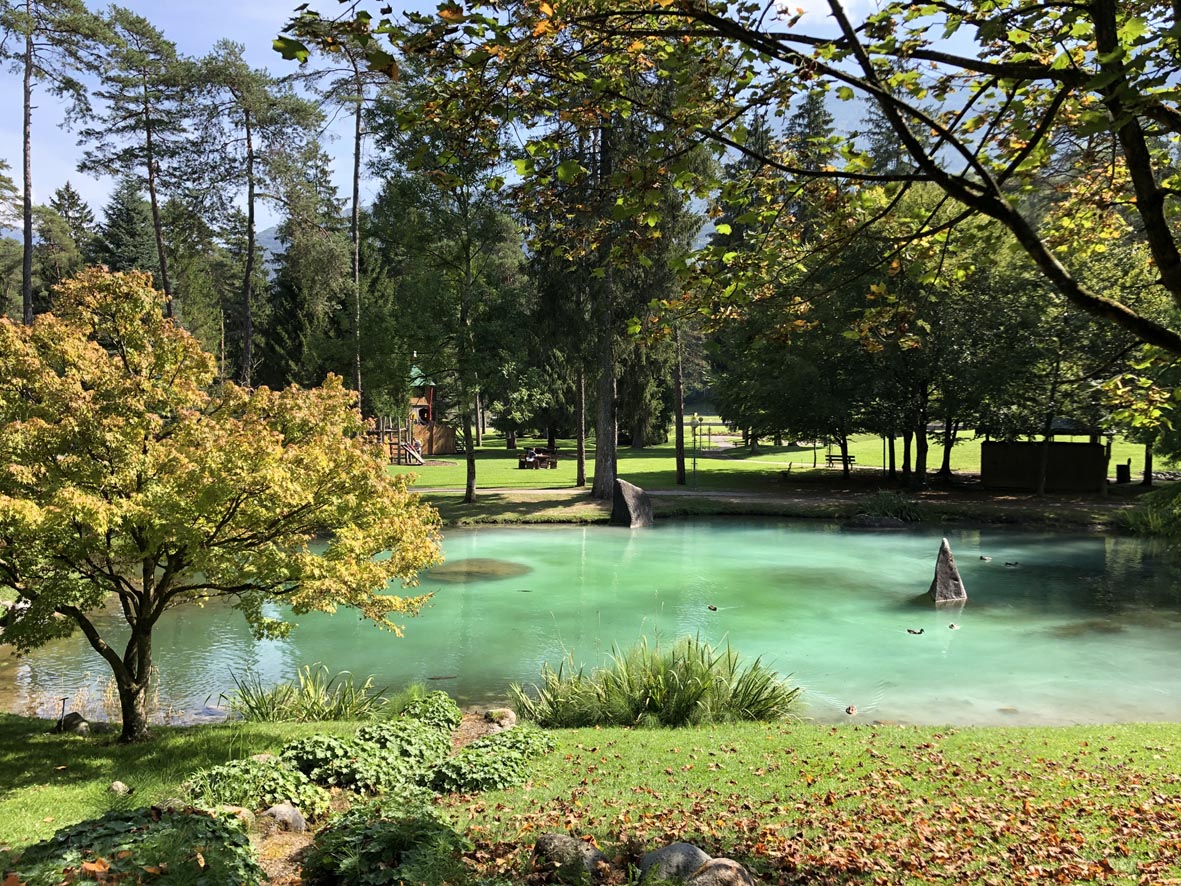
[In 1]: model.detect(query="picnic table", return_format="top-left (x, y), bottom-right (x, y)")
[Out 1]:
top-left (518, 450), bottom-right (559, 469)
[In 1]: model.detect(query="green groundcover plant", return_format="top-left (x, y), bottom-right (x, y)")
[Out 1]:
top-left (3, 808), bottom-right (265, 885)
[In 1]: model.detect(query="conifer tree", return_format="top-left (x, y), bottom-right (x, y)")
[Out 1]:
top-left (78, 7), bottom-right (191, 316)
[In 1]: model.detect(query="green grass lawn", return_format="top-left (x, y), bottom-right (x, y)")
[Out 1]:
top-left (455, 721), bottom-right (1181, 884)
top-left (394, 430), bottom-right (1163, 493)
top-left (3, 714), bottom-right (1178, 883)
top-left (0, 715), bottom-right (357, 849)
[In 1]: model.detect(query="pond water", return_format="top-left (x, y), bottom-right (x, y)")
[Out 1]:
top-left (3, 520), bottom-right (1181, 726)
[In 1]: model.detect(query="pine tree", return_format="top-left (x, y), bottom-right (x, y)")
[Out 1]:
top-left (0, 0), bottom-right (106, 323)
top-left (92, 178), bottom-right (156, 274)
top-left (49, 181), bottom-right (94, 252)
top-left (78, 8), bottom-right (191, 315)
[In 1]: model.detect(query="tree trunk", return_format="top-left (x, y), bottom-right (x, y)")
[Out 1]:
top-left (902, 429), bottom-right (912, 478)
top-left (474, 390), bottom-right (483, 447)
top-left (750, 433), bottom-right (760, 455)
top-left (590, 275), bottom-right (616, 500)
top-left (632, 417), bottom-right (644, 449)
top-left (937, 413), bottom-right (955, 481)
top-left (547, 425), bottom-right (557, 451)
top-left (888, 434), bottom-right (897, 481)
top-left (506, 429), bottom-right (517, 450)
top-left (575, 367), bottom-right (587, 487)
top-left (1142, 440), bottom-right (1154, 486)
top-left (21, 27), bottom-right (34, 325)
top-left (1036, 357), bottom-right (1061, 497)
top-left (674, 327), bottom-right (686, 486)
top-left (142, 92), bottom-right (172, 318)
top-left (462, 404), bottom-right (477, 504)
top-left (241, 112), bottom-right (256, 386)
top-left (839, 435), bottom-right (850, 479)
top-left (350, 68), bottom-right (363, 402)
top-left (117, 675), bottom-right (152, 743)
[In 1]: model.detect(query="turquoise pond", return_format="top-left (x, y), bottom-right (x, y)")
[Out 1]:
top-left (4, 519), bottom-right (1181, 726)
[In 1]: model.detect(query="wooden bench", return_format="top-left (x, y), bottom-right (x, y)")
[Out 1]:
top-left (825, 453), bottom-right (855, 468)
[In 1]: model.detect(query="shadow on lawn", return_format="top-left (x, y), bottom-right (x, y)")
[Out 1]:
top-left (0, 715), bottom-right (308, 800)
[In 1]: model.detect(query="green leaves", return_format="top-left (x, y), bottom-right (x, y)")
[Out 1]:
top-left (555, 158), bottom-right (584, 182)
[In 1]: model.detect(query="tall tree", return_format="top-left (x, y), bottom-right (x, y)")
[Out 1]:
top-left (292, 27), bottom-right (391, 404)
top-left (256, 143), bottom-right (350, 391)
top-left (192, 41), bottom-right (321, 385)
top-left (0, 0), bottom-right (104, 324)
top-left (78, 7), bottom-right (191, 317)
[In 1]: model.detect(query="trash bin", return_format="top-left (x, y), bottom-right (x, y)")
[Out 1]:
top-left (1116, 461), bottom-right (1131, 484)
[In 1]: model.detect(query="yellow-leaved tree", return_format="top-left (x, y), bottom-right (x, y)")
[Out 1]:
top-left (0, 268), bottom-right (442, 741)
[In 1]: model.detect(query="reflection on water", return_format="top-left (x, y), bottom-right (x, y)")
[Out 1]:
top-left (3, 520), bottom-right (1180, 726)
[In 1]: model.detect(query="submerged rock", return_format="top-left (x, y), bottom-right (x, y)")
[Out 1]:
top-left (426, 558), bottom-right (532, 583)
top-left (928, 537), bottom-right (967, 605)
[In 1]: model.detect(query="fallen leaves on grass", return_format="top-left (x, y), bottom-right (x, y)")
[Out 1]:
top-left (446, 733), bottom-right (1181, 885)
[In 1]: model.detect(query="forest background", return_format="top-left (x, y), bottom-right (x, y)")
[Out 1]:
top-left (3, 0), bottom-right (1180, 507)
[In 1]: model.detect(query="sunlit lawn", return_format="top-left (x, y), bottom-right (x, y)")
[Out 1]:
top-left (391, 427), bottom-right (1160, 491)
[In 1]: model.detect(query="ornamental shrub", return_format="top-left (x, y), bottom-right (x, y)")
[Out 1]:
top-left (465, 724), bottom-right (554, 758)
top-left (511, 636), bottom-right (801, 728)
top-left (282, 734), bottom-right (357, 776)
top-left (431, 742), bottom-right (531, 794)
top-left (184, 756), bottom-right (331, 820)
top-left (355, 719), bottom-right (451, 768)
top-left (5, 808), bottom-right (264, 886)
top-left (302, 803), bottom-right (471, 886)
top-left (399, 691), bottom-right (462, 733)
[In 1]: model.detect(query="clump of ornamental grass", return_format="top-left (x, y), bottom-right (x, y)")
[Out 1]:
top-left (510, 636), bottom-right (801, 728)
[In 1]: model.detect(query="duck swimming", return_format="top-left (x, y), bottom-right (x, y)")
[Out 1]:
top-left (906, 628), bottom-right (925, 635)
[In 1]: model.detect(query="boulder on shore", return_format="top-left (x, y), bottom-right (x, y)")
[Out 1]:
top-left (640, 843), bottom-right (712, 880)
top-left (609, 479), bottom-right (653, 528)
top-left (928, 537), bottom-right (967, 604)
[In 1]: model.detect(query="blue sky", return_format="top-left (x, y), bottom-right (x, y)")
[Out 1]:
top-left (0, 0), bottom-right (340, 229)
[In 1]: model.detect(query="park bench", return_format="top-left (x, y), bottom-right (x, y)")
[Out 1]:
top-left (825, 453), bottom-right (855, 468)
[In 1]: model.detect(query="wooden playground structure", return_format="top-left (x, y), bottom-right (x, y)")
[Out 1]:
top-left (370, 406), bottom-right (458, 465)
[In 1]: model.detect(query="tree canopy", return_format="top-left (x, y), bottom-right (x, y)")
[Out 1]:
top-left (278, 0), bottom-right (1181, 353)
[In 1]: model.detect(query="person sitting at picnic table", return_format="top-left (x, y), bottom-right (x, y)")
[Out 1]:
top-left (525, 447), bottom-right (537, 467)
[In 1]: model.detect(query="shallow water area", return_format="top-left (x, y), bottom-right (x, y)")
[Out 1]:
top-left (3, 519), bottom-right (1180, 726)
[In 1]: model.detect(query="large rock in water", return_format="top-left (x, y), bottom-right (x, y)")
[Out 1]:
top-left (928, 537), bottom-right (967, 604)
top-left (609, 478), bottom-right (653, 528)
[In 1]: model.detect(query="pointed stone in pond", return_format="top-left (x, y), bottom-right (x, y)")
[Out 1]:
top-left (928, 537), bottom-right (967, 604)
top-left (609, 478), bottom-right (653, 528)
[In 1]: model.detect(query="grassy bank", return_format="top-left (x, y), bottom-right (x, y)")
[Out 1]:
top-left (2, 715), bottom-right (1178, 883)
top-left (454, 721), bottom-right (1181, 883)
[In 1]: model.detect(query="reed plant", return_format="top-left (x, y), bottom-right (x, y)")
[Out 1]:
top-left (510, 636), bottom-right (801, 728)
top-left (224, 664), bottom-right (387, 722)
